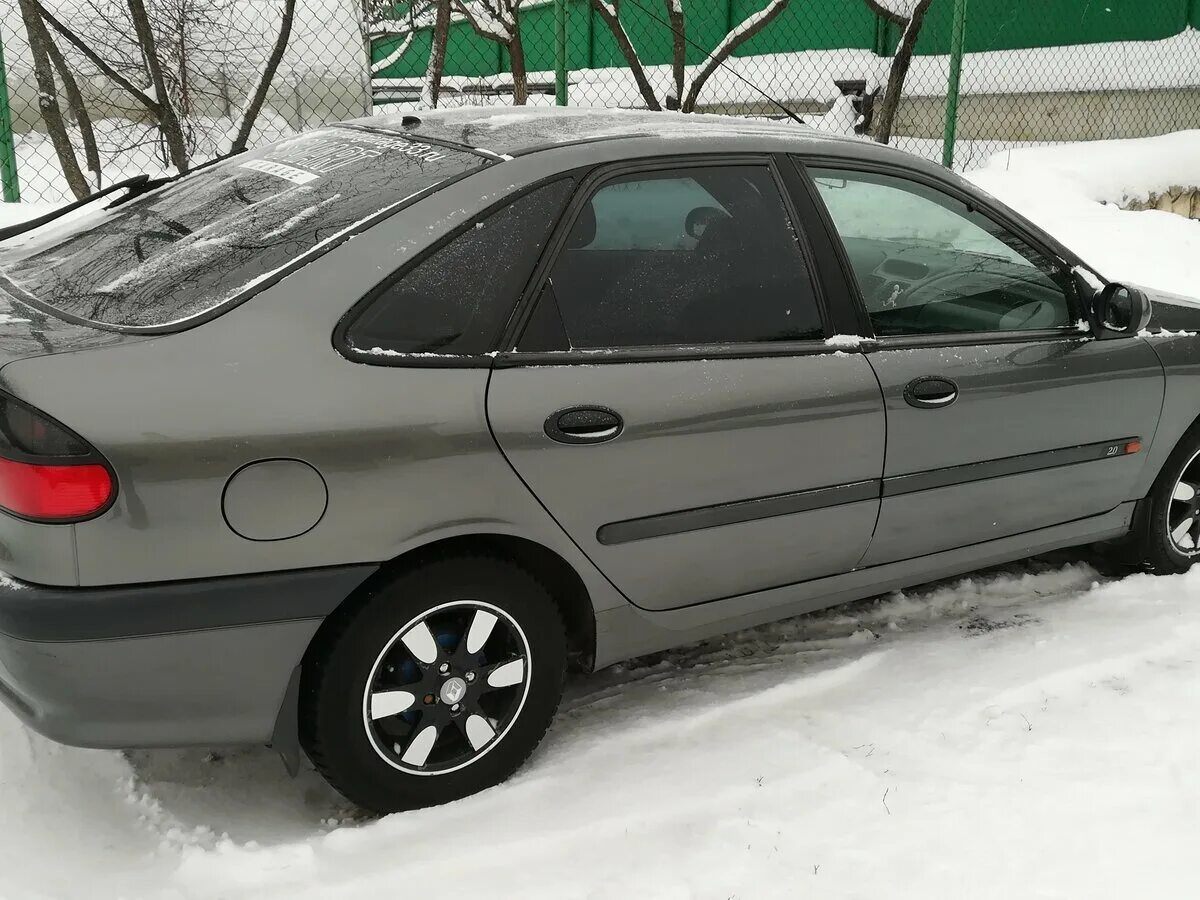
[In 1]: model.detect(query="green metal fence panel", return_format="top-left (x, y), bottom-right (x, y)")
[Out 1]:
top-left (731, 0), bottom-right (876, 56)
top-left (373, 17), bottom-right (502, 79)
top-left (914, 0), bottom-right (1189, 55)
top-left (521, 0), bottom-right (592, 73)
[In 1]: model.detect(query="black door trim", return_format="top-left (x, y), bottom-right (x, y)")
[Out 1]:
top-left (883, 437), bottom-right (1142, 497)
top-left (596, 480), bottom-right (881, 546)
top-left (596, 436), bottom-right (1142, 545)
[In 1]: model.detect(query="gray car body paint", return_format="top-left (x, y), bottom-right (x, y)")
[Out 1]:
top-left (0, 108), bottom-right (1194, 747)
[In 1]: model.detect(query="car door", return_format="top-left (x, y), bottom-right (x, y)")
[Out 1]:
top-left (487, 158), bottom-right (886, 611)
top-left (800, 161), bottom-right (1165, 566)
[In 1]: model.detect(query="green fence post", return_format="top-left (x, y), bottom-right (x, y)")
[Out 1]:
top-left (0, 27), bottom-right (21, 203)
top-left (555, 0), bottom-right (569, 105)
top-left (941, 0), bottom-right (968, 168)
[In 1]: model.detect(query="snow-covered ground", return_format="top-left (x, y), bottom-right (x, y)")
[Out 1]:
top-left (1, 133), bottom-right (1200, 898)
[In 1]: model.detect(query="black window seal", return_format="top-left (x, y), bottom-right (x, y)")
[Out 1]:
top-left (5, 157), bottom-right (491, 338)
top-left (333, 170), bottom-right (582, 369)
top-left (493, 339), bottom-right (848, 369)
top-left (792, 155), bottom-right (1093, 347)
top-left (501, 152), bottom-right (837, 362)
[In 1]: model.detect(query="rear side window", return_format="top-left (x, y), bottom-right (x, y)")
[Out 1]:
top-left (0, 127), bottom-right (487, 330)
top-left (344, 179), bottom-right (573, 356)
top-left (521, 166), bottom-right (823, 350)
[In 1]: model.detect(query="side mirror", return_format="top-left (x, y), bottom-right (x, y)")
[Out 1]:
top-left (1090, 283), bottom-right (1152, 338)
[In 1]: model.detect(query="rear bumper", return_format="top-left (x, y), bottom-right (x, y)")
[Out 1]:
top-left (0, 565), bottom-right (374, 748)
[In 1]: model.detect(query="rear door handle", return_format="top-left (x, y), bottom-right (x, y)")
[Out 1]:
top-left (545, 407), bottom-right (624, 444)
top-left (904, 377), bottom-right (959, 409)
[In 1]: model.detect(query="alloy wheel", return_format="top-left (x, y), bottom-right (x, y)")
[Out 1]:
top-left (361, 600), bottom-right (531, 775)
top-left (1167, 448), bottom-right (1200, 553)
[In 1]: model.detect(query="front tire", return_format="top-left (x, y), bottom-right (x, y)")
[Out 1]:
top-left (300, 555), bottom-right (567, 814)
top-left (1135, 423), bottom-right (1200, 574)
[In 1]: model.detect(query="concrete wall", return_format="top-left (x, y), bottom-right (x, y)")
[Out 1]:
top-left (702, 88), bottom-right (1200, 143)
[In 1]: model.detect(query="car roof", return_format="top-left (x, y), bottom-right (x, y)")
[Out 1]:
top-left (345, 105), bottom-right (873, 159)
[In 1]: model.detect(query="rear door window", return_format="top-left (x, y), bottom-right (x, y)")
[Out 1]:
top-left (521, 165), bottom-right (823, 350)
top-left (344, 179), bottom-right (574, 357)
top-left (0, 127), bottom-right (488, 330)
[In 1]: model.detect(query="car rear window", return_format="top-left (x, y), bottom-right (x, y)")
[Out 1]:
top-left (0, 127), bottom-right (488, 330)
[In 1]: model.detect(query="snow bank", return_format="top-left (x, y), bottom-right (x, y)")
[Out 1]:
top-left (968, 131), bottom-right (1200, 297)
top-left (1, 557), bottom-right (1198, 898)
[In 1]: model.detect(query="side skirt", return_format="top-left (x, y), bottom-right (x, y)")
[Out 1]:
top-left (593, 501), bottom-right (1137, 668)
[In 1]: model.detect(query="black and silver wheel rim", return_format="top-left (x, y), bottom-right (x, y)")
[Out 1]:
top-left (1168, 448), bottom-right (1200, 554)
top-left (362, 600), bottom-right (531, 776)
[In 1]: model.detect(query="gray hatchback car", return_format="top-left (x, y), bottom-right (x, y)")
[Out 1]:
top-left (1, 107), bottom-right (1198, 813)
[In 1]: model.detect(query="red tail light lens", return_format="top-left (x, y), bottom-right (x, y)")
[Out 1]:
top-left (0, 393), bottom-right (114, 522)
top-left (0, 457), bottom-right (113, 520)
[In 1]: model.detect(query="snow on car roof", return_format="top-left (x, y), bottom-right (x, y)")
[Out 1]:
top-left (349, 105), bottom-right (861, 158)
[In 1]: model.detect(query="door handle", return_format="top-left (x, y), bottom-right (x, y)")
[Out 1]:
top-left (545, 407), bottom-right (624, 444)
top-left (904, 376), bottom-right (959, 409)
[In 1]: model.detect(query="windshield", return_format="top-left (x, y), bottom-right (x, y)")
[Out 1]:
top-left (0, 127), bottom-right (488, 330)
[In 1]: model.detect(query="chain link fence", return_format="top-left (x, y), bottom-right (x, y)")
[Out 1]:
top-left (4, 0), bottom-right (1200, 204)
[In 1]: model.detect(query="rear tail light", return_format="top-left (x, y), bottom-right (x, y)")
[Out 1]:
top-left (0, 393), bottom-right (114, 522)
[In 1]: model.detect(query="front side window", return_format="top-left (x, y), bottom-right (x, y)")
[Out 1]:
top-left (809, 167), bottom-right (1073, 337)
top-left (0, 127), bottom-right (489, 330)
top-left (345, 179), bottom-right (573, 356)
top-left (523, 165), bottom-right (823, 350)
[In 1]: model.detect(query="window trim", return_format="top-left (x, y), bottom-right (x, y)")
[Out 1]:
top-left (333, 171), bottom-right (580, 368)
top-left (502, 153), bottom-right (840, 363)
top-left (791, 155), bottom-right (1092, 347)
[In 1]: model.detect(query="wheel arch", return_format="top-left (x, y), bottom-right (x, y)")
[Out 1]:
top-left (304, 533), bottom-right (596, 674)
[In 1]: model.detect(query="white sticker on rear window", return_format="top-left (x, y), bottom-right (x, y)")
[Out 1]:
top-left (239, 158), bottom-right (320, 184)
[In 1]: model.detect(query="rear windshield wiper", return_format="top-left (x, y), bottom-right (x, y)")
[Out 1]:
top-left (0, 148), bottom-right (246, 245)
top-left (0, 174), bottom-right (168, 244)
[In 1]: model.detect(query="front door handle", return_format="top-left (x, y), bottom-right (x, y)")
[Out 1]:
top-left (545, 407), bottom-right (624, 444)
top-left (904, 376), bottom-right (959, 409)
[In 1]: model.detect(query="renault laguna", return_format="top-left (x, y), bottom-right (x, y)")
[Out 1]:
top-left (0, 108), bottom-right (1197, 814)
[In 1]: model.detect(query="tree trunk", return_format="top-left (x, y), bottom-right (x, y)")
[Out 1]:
top-left (45, 33), bottom-right (102, 190)
top-left (872, 0), bottom-right (932, 144)
top-left (426, 0), bottom-right (451, 107)
top-left (589, 0), bottom-right (661, 110)
top-left (508, 25), bottom-right (528, 105)
top-left (230, 0), bottom-right (296, 153)
top-left (665, 0), bottom-right (685, 109)
top-left (681, 0), bottom-right (790, 113)
top-left (18, 0), bottom-right (90, 199)
top-left (126, 0), bottom-right (190, 172)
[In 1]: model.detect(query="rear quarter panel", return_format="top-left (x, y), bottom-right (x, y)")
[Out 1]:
top-left (0, 153), bottom-right (613, 614)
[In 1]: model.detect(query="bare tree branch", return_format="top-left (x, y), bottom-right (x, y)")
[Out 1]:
top-left (44, 33), bottom-right (103, 190)
top-left (872, 0), bottom-right (933, 144)
top-left (589, 0), bottom-right (661, 111)
top-left (126, 0), bottom-right (189, 171)
top-left (681, 0), bottom-right (791, 113)
top-left (665, 0), bottom-right (685, 109)
top-left (863, 0), bottom-right (907, 26)
top-left (34, 1), bottom-right (160, 111)
top-left (20, 0), bottom-right (91, 199)
top-left (425, 0), bottom-right (451, 107)
top-left (230, 0), bottom-right (296, 152)
top-left (455, 0), bottom-right (528, 105)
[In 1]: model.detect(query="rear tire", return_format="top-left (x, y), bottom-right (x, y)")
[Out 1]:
top-left (300, 555), bottom-right (567, 814)
top-left (1134, 423), bottom-right (1200, 574)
